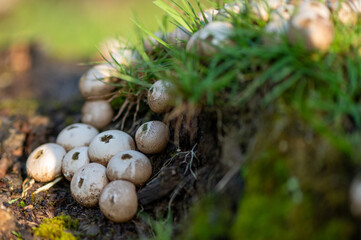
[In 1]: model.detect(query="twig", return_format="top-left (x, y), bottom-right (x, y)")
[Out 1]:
top-left (113, 98), bottom-right (129, 122)
top-left (32, 176), bottom-right (63, 195)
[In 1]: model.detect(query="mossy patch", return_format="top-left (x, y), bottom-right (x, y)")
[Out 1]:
top-left (33, 214), bottom-right (78, 240)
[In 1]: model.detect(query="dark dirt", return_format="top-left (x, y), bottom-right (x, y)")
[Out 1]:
top-left (0, 44), bottom-right (244, 239)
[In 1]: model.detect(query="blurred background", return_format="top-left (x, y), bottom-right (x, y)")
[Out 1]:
top-left (0, 0), bottom-right (163, 60)
top-left (0, 0), bottom-right (164, 112)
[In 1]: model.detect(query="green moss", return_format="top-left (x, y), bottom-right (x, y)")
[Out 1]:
top-left (33, 214), bottom-right (78, 240)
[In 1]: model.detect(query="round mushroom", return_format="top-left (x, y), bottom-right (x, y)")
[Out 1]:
top-left (107, 150), bottom-right (152, 185)
top-left (186, 21), bottom-right (234, 57)
top-left (135, 121), bottom-right (170, 154)
top-left (147, 80), bottom-right (173, 114)
top-left (70, 163), bottom-right (109, 207)
top-left (99, 180), bottom-right (138, 222)
top-left (288, 11), bottom-right (334, 51)
top-left (26, 143), bottom-right (66, 182)
top-left (56, 123), bottom-right (99, 152)
top-left (81, 100), bottom-right (114, 130)
top-left (350, 174), bottom-right (361, 217)
top-left (88, 130), bottom-right (136, 166)
top-left (166, 27), bottom-right (191, 46)
top-left (79, 64), bottom-right (119, 100)
top-left (62, 146), bottom-right (90, 181)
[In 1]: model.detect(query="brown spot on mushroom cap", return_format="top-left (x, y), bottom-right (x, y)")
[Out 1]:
top-left (99, 180), bottom-right (138, 222)
top-left (121, 154), bottom-right (132, 160)
top-left (70, 163), bottom-right (108, 207)
top-left (101, 135), bottom-right (113, 143)
top-left (26, 143), bottom-right (66, 182)
top-left (135, 121), bottom-right (170, 154)
top-left (72, 152), bottom-right (80, 160)
top-left (88, 130), bottom-right (136, 166)
top-left (34, 150), bottom-right (44, 160)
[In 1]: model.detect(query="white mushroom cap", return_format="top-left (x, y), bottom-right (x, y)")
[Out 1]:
top-left (81, 100), bottom-right (114, 130)
top-left (265, 19), bottom-right (289, 35)
top-left (99, 37), bottom-right (124, 61)
top-left (135, 121), bottom-right (170, 154)
top-left (350, 175), bottom-right (361, 217)
top-left (147, 80), bottom-right (173, 114)
top-left (144, 31), bottom-right (166, 53)
top-left (288, 11), bottom-right (334, 51)
top-left (166, 27), bottom-right (191, 46)
top-left (186, 21), bottom-right (234, 57)
top-left (62, 146), bottom-right (90, 181)
top-left (79, 64), bottom-right (119, 100)
top-left (268, 0), bottom-right (287, 10)
top-left (297, 1), bottom-right (331, 19)
top-left (107, 150), bottom-right (152, 185)
top-left (197, 8), bottom-right (220, 24)
top-left (70, 163), bottom-right (109, 207)
top-left (331, 1), bottom-right (358, 25)
top-left (349, 0), bottom-right (361, 13)
top-left (88, 130), bottom-right (136, 166)
top-left (224, 1), bottom-right (246, 14)
top-left (110, 48), bottom-right (140, 68)
top-left (26, 143), bottom-right (66, 182)
top-left (99, 180), bottom-right (138, 222)
top-left (56, 123), bottom-right (99, 152)
top-left (271, 4), bottom-right (294, 21)
top-left (250, 0), bottom-right (270, 21)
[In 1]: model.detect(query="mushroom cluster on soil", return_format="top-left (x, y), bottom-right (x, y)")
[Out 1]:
top-left (26, 0), bottom-right (359, 227)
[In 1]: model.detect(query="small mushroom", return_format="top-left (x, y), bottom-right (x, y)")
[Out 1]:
top-left (147, 80), bottom-right (173, 114)
top-left (107, 150), bottom-right (152, 185)
top-left (88, 130), bottom-right (136, 166)
top-left (166, 27), bottom-right (191, 46)
top-left (70, 163), bottom-right (109, 207)
top-left (135, 121), bottom-right (169, 154)
top-left (81, 100), bottom-right (114, 130)
top-left (62, 146), bottom-right (90, 181)
top-left (329, 1), bottom-right (358, 25)
top-left (79, 64), bottom-right (119, 100)
top-left (186, 21), bottom-right (234, 57)
top-left (56, 123), bottom-right (99, 152)
top-left (250, 0), bottom-right (270, 21)
top-left (144, 31), bottom-right (166, 53)
top-left (297, 1), bottom-right (331, 19)
top-left (26, 143), bottom-right (66, 182)
top-left (216, 1), bottom-right (246, 20)
top-left (98, 37), bottom-right (124, 61)
top-left (99, 180), bottom-right (138, 222)
top-left (197, 8), bottom-right (220, 24)
top-left (350, 174), bottom-right (361, 217)
top-left (288, 11), bottom-right (334, 51)
top-left (271, 4), bottom-right (294, 22)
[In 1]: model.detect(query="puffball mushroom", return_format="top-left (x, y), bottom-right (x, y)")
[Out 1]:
top-left (249, 0), bottom-right (270, 21)
top-left (81, 100), bottom-right (114, 130)
top-left (297, 1), bottom-right (331, 20)
top-left (99, 180), bottom-right (138, 223)
top-left (328, 1), bottom-right (358, 25)
top-left (186, 21), bottom-right (234, 57)
top-left (70, 163), bottom-right (109, 207)
top-left (288, 12), bottom-right (334, 51)
top-left (350, 175), bottom-right (361, 217)
top-left (143, 31), bottom-right (165, 53)
top-left (197, 8), bottom-right (219, 24)
top-left (56, 123), bottom-right (99, 152)
top-left (88, 130), bottom-right (136, 166)
top-left (62, 146), bottom-right (90, 181)
top-left (107, 150), bottom-right (152, 185)
top-left (79, 64), bottom-right (119, 100)
top-left (166, 27), bottom-right (191, 46)
top-left (99, 37), bottom-right (123, 61)
top-left (135, 121), bottom-right (170, 154)
top-left (147, 80), bottom-right (173, 114)
top-left (110, 47), bottom-right (140, 68)
top-left (26, 143), bottom-right (66, 182)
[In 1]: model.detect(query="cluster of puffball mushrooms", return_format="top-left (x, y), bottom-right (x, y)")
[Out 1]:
top-left (25, 0), bottom-right (361, 222)
top-left (26, 48), bottom-right (173, 221)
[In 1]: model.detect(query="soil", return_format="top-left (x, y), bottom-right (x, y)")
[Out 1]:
top-left (0, 44), bottom-right (243, 239)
